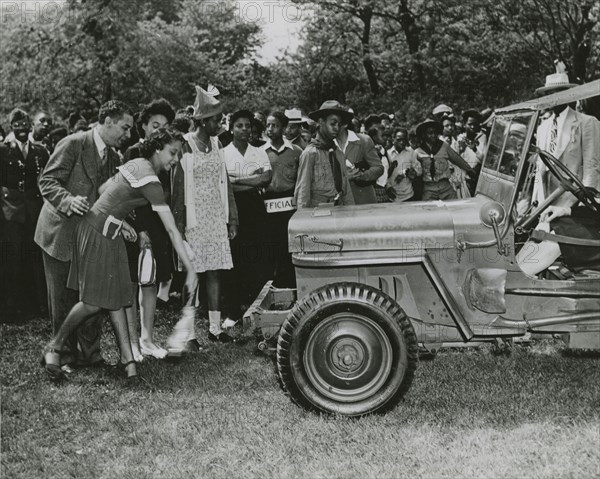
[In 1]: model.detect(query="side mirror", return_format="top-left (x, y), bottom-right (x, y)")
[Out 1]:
top-left (480, 202), bottom-right (507, 255)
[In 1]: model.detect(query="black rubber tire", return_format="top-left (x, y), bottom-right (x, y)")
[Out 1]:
top-left (277, 282), bottom-right (418, 416)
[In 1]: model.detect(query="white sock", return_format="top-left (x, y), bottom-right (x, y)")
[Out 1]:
top-left (209, 310), bottom-right (222, 335)
top-left (157, 279), bottom-right (172, 302)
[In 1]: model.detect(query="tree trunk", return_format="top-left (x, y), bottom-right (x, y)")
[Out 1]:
top-left (399, 0), bottom-right (425, 92)
top-left (570, 3), bottom-right (594, 82)
top-left (359, 6), bottom-right (380, 96)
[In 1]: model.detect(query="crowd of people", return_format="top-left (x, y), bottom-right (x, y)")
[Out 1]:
top-left (10, 75), bottom-right (594, 382)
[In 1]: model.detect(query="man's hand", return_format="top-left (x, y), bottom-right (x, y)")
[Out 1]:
top-left (121, 222), bottom-right (138, 243)
top-left (69, 196), bottom-right (90, 216)
top-left (541, 206), bottom-right (571, 223)
top-left (347, 168), bottom-right (361, 181)
top-left (386, 186), bottom-right (397, 201)
top-left (405, 167), bottom-right (418, 181)
top-left (137, 231), bottom-right (151, 248)
top-left (228, 224), bottom-right (238, 240)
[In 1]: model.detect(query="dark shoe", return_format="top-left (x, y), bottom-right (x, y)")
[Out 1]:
top-left (208, 332), bottom-right (234, 343)
top-left (185, 338), bottom-right (203, 352)
top-left (115, 361), bottom-right (138, 380)
top-left (74, 358), bottom-right (109, 369)
top-left (41, 348), bottom-right (65, 381)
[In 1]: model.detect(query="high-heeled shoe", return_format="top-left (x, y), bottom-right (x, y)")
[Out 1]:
top-left (40, 348), bottom-right (65, 381)
top-left (140, 344), bottom-right (168, 359)
top-left (116, 361), bottom-right (138, 380)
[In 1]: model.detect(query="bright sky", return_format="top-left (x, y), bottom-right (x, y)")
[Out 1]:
top-left (3, 0), bottom-right (305, 64)
top-left (238, 0), bottom-right (307, 63)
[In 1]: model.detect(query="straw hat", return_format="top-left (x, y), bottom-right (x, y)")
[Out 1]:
top-left (535, 60), bottom-right (578, 95)
top-left (285, 108), bottom-right (304, 124)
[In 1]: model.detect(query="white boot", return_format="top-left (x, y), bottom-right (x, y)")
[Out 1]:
top-left (167, 306), bottom-right (195, 356)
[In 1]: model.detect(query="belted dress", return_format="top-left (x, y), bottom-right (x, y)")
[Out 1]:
top-left (67, 158), bottom-right (170, 310)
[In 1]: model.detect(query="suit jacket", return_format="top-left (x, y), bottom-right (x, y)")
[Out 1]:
top-left (0, 140), bottom-right (49, 223)
top-left (34, 129), bottom-right (120, 261)
top-left (536, 107), bottom-right (600, 207)
top-left (337, 131), bottom-right (383, 204)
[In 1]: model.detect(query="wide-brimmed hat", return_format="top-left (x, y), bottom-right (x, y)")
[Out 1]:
top-left (308, 100), bottom-right (353, 123)
top-left (432, 104), bottom-right (453, 116)
top-left (415, 119), bottom-right (442, 138)
top-left (193, 85), bottom-right (223, 119)
top-left (535, 72), bottom-right (578, 95)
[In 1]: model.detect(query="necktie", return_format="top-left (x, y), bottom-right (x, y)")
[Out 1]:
top-left (549, 117), bottom-right (558, 155)
top-left (99, 148), bottom-right (111, 183)
top-left (328, 148), bottom-right (343, 203)
top-left (429, 154), bottom-right (436, 181)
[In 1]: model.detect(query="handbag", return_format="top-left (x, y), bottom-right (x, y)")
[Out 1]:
top-left (138, 244), bottom-right (156, 286)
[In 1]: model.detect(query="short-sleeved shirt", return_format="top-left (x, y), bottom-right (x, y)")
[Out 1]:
top-left (223, 142), bottom-right (271, 182)
top-left (91, 158), bottom-right (168, 221)
top-left (388, 146), bottom-right (422, 201)
top-left (263, 139), bottom-right (301, 194)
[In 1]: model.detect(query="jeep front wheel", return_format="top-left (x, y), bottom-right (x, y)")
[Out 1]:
top-left (277, 282), bottom-right (418, 416)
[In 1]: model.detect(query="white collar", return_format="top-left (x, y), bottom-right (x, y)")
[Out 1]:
top-left (334, 129), bottom-right (360, 152)
top-left (93, 126), bottom-right (107, 158)
top-left (265, 137), bottom-right (294, 153)
top-left (347, 130), bottom-right (360, 142)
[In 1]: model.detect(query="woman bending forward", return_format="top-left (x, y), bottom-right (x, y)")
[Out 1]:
top-left (42, 128), bottom-right (197, 380)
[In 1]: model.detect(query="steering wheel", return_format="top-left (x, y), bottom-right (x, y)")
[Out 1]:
top-left (536, 147), bottom-right (600, 216)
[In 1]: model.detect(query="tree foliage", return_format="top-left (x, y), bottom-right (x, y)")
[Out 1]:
top-left (282, 0), bottom-right (599, 120)
top-left (0, 0), bottom-right (598, 125)
top-left (0, 0), bottom-right (262, 119)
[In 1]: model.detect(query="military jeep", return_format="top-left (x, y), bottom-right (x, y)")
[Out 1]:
top-left (243, 81), bottom-right (600, 417)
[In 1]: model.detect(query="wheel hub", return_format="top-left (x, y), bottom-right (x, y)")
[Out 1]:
top-left (332, 340), bottom-right (364, 372)
top-left (303, 313), bottom-right (394, 403)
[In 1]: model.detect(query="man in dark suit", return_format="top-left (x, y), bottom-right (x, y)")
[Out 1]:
top-left (335, 110), bottom-right (383, 205)
top-left (1, 108), bottom-right (50, 318)
top-left (30, 111), bottom-right (54, 153)
top-left (34, 100), bottom-right (134, 369)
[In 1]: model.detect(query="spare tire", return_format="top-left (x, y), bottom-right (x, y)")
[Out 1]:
top-left (277, 282), bottom-right (418, 416)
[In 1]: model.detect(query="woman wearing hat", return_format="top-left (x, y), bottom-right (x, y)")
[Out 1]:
top-left (222, 108), bottom-right (272, 318)
top-left (172, 87), bottom-right (239, 343)
top-left (414, 119), bottom-right (473, 201)
top-left (295, 100), bottom-right (355, 208)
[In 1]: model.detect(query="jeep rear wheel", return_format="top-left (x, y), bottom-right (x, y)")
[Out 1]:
top-left (277, 282), bottom-right (418, 416)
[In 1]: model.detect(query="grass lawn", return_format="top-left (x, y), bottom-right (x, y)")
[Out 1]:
top-left (1, 306), bottom-right (599, 479)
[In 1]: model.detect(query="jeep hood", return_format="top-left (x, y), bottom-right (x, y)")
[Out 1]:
top-left (288, 197), bottom-right (494, 254)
